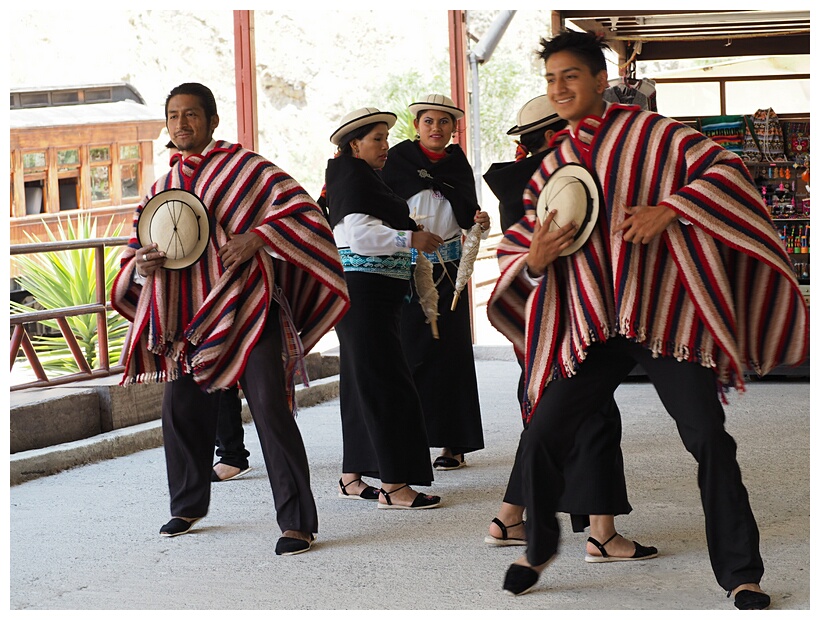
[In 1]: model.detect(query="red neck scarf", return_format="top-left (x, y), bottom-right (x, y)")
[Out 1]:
top-left (419, 142), bottom-right (448, 162)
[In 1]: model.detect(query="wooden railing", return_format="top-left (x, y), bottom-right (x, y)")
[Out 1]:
top-left (9, 237), bottom-right (129, 391)
top-left (9, 233), bottom-right (502, 391)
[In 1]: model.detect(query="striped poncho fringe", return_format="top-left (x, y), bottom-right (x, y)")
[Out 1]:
top-left (111, 141), bottom-right (350, 409)
top-left (487, 105), bottom-right (807, 424)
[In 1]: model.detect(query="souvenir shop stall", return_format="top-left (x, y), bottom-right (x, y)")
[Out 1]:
top-left (554, 10), bottom-right (810, 376)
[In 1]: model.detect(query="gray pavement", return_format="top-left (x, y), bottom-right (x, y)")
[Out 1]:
top-left (8, 344), bottom-right (810, 611)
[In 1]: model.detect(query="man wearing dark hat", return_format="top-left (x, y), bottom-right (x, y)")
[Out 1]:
top-left (112, 82), bottom-right (349, 556)
top-left (488, 31), bottom-right (807, 609)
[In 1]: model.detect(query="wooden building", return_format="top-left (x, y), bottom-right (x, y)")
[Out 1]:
top-left (9, 82), bottom-right (165, 248)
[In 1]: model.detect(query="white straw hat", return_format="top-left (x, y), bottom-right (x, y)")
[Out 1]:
top-left (536, 163), bottom-right (600, 256)
top-left (408, 93), bottom-right (464, 120)
top-left (330, 107), bottom-right (397, 146)
top-left (137, 189), bottom-right (211, 270)
top-left (507, 95), bottom-right (562, 135)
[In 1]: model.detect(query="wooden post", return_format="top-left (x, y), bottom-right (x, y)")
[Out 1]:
top-left (448, 10), bottom-right (477, 343)
top-left (233, 10), bottom-right (258, 151)
top-left (448, 10), bottom-right (469, 147)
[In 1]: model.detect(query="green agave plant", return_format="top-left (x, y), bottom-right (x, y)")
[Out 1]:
top-left (10, 213), bottom-right (129, 375)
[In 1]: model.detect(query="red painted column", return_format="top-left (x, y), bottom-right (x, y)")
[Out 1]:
top-left (448, 10), bottom-right (469, 147)
top-left (233, 10), bottom-right (258, 151)
top-left (448, 10), bottom-right (476, 342)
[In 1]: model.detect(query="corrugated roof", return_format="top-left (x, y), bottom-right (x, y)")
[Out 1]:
top-left (10, 100), bottom-right (164, 130)
top-left (558, 10), bottom-right (810, 61)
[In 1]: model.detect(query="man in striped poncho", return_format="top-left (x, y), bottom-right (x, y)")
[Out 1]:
top-left (490, 32), bottom-right (807, 608)
top-left (111, 83), bottom-right (349, 555)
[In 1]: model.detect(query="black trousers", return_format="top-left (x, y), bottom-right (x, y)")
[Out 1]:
top-left (161, 306), bottom-right (318, 534)
top-left (214, 387), bottom-right (250, 470)
top-left (520, 336), bottom-right (763, 592)
top-left (401, 261), bottom-right (484, 455)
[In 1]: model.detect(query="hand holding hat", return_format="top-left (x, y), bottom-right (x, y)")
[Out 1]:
top-left (137, 189), bottom-right (211, 270)
top-left (135, 243), bottom-right (166, 277)
top-left (526, 211), bottom-right (578, 277)
top-left (535, 163), bottom-right (600, 256)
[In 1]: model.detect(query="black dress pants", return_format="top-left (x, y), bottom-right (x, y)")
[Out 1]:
top-left (520, 336), bottom-right (763, 592)
top-left (161, 306), bottom-right (318, 534)
top-left (214, 387), bottom-right (250, 470)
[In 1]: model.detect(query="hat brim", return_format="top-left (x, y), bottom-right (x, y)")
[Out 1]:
top-left (536, 163), bottom-right (600, 256)
top-left (137, 189), bottom-right (211, 270)
top-left (507, 113), bottom-right (562, 135)
top-left (408, 101), bottom-right (464, 120)
top-left (330, 112), bottom-right (397, 145)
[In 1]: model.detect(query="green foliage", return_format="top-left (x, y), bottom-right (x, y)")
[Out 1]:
top-left (371, 52), bottom-right (544, 165)
top-left (376, 64), bottom-right (450, 145)
top-left (10, 213), bottom-right (129, 375)
top-left (475, 54), bottom-right (546, 165)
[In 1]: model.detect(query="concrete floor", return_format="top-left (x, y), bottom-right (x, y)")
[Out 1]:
top-left (8, 349), bottom-right (810, 611)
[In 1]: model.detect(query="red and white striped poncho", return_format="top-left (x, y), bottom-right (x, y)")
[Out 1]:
top-left (111, 141), bottom-right (349, 405)
top-left (487, 105), bottom-right (808, 423)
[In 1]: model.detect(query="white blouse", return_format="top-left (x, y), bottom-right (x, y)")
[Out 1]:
top-left (406, 188), bottom-right (490, 242)
top-left (333, 212), bottom-right (414, 256)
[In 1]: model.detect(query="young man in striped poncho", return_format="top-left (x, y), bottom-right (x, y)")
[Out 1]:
top-left (111, 83), bottom-right (349, 556)
top-left (489, 32), bottom-right (807, 608)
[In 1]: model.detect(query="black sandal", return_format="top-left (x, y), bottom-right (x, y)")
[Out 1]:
top-left (377, 484), bottom-right (441, 510)
top-left (484, 517), bottom-right (527, 546)
top-left (585, 532), bottom-right (658, 563)
top-left (338, 477), bottom-right (379, 501)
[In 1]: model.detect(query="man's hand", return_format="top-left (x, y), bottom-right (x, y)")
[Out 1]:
top-left (135, 243), bottom-right (166, 276)
top-left (613, 205), bottom-right (678, 245)
top-left (526, 211), bottom-right (577, 277)
top-left (218, 231), bottom-right (265, 271)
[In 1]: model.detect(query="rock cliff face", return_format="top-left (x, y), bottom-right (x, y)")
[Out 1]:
top-left (10, 9), bottom-right (551, 198)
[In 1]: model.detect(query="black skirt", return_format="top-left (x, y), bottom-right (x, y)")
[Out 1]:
top-left (335, 271), bottom-right (434, 485)
top-left (400, 260), bottom-right (485, 454)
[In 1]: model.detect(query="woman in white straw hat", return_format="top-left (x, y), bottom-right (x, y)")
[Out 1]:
top-left (380, 93), bottom-right (489, 472)
top-left (481, 95), bottom-right (657, 564)
top-left (325, 106), bottom-right (444, 509)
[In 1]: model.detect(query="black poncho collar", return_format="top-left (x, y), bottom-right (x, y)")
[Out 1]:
top-left (483, 149), bottom-right (550, 232)
top-left (380, 139), bottom-right (479, 230)
top-left (325, 155), bottom-right (415, 231)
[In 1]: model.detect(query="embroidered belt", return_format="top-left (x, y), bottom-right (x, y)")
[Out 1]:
top-left (411, 236), bottom-right (462, 264)
top-left (339, 248), bottom-right (411, 280)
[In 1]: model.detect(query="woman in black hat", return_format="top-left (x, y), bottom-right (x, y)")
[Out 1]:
top-left (380, 93), bottom-right (489, 472)
top-left (325, 107), bottom-right (444, 509)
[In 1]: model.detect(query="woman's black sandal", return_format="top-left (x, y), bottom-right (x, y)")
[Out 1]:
top-left (484, 517), bottom-right (527, 546)
top-left (585, 532), bottom-right (658, 563)
top-left (377, 484), bottom-right (441, 510)
top-left (338, 477), bottom-right (379, 500)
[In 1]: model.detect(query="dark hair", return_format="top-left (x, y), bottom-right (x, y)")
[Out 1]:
top-left (164, 82), bottom-right (218, 122)
top-left (338, 121), bottom-right (383, 155)
top-left (538, 30), bottom-right (610, 76)
top-left (519, 118), bottom-right (569, 152)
